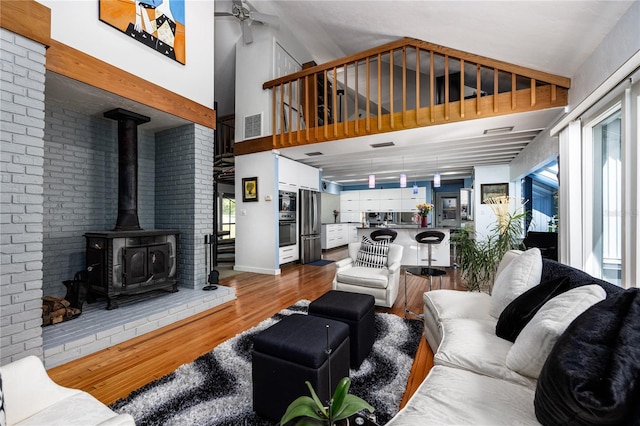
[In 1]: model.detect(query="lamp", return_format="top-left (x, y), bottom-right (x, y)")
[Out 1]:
top-left (433, 172), bottom-right (441, 188)
top-left (368, 159), bottom-right (375, 188)
top-left (412, 183), bottom-right (419, 195)
top-left (400, 157), bottom-right (407, 188)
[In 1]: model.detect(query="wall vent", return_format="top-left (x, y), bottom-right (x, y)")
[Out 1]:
top-left (244, 113), bottom-right (262, 139)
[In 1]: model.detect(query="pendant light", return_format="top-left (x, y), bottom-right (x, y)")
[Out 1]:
top-left (433, 172), bottom-right (441, 188)
top-left (400, 157), bottom-right (407, 188)
top-left (413, 177), bottom-right (419, 195)
top-left (368, 159), bottom-right (375, 188)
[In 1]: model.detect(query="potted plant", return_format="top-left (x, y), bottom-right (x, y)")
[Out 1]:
top-left (451, 196), bottom-right (528, 292)
top-left (280, 377), bottom-right (374, 426)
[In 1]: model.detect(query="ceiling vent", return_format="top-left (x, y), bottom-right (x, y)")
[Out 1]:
top-left (244, 113), bottom-right (262, 139)
top-left (305, 151), bottom-right (323, 156)
top-left (370, 141), bottom-right (395, 148)
top-left (483, 126), bottom-right (514, 135)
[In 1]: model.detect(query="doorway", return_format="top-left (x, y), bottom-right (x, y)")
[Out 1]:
top-left (435, 192), bottom-right (459, 228)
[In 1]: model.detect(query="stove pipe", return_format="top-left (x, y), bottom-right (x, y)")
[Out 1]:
top-left (104, 108), bottom-right (150, 231)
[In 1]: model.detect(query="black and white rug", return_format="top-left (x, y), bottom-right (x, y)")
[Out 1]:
top-left (111, 300), bottom-right (423, 426)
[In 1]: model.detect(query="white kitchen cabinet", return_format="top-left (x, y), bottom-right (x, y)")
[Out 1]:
top-left (278, 157), bottom-right (320, 191)
top-left (401, 187), bottom-right (427, 211)
top-left (298, 162), bottom-right (320, 191)
top-left (339, 187), bottom-right (427, 213)
top-left (379, 189), bottom-right (401, 212)
top-left (279, 244), bottom-right (299, 264)
top-left (278, 156), bottom-right (298, 188)
top-left (322, 224), bottom-right (348, 250)
top-left (347, 224), bottom-right (360, 243)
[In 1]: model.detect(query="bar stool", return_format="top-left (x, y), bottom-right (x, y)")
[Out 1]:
top-left (415, 230), bottom-right (446, 289)
top-left (370, 228), bottom-right (398, 243)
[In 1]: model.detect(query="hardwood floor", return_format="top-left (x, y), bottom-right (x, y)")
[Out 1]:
top-left (47, 247), bottom-right (465, 411)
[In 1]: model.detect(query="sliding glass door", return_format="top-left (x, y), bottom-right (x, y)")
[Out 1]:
top-left (590, 108), bottom-right (622, 285)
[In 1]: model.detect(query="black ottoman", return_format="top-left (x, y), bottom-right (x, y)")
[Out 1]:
top-left (309, 290), bottom-right (375, 368)
top-left (252, 314), bottom-right (350, 421)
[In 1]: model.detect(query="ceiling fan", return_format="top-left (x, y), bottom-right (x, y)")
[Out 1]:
top-left (215, 0), bottom-right (280, 45)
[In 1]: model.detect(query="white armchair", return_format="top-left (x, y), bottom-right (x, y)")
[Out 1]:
top-left (332, 242), bottom-right (404, 307)
top-left (0, 356), bottom-right (135, 426)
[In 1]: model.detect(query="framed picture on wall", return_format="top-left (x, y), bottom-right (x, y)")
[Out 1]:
top-left (480, 183), bottom-right (509, 203)
top-left (99, 0), bottom-right (186, 64)
top-left (242, 177), bottom-right (258, 202)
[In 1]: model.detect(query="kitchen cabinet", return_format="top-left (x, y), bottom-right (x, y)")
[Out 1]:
top-left (279, 244), bottom-right (299, 264)
top-left (322, 223), bottom-right (348, 250)
top-left (278, 156), bottom-right (320, 191)
top-left (298, 162), bottom-right (320, 191)
top-left (340, 187), bottom-right (427, 213)
top-left (347, 224), bottom-right (360, 243)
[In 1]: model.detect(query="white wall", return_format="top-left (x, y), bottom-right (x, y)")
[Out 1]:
top-left (39, 0), bottom-right (215, 109)
top-left (234, 22), bottom-right (312, 141)
top-left (568, 1), bottom-right (640, 110)
top-left (234, 151), bottom-right (279, 274)
top-left (473, 165), bottom-right (515, 240)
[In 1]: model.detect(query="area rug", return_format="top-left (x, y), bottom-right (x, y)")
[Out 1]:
top-left (111, 301), bottom-right (423, 426)
top-left (306, 259), bottom-right (335, 266)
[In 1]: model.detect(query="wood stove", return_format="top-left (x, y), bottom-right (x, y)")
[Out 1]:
top-left (84, 108), bottom-right (179, 309)
top-left (84, 229), bottom-right (178, 309)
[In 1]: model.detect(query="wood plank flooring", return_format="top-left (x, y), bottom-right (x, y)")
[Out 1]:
top-left (47, 247), bottom-right (465, 411)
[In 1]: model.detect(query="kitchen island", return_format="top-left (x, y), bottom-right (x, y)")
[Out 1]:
top-left (356, 226), bottom-right (451, 267)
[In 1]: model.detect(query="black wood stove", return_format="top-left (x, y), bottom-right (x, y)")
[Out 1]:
top-left (84, 108), bottom-right (178, 309)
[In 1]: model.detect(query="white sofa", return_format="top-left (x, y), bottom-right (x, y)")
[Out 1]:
top-left (388, 249), bottom-right (622, 425)
top-left (0, 356), bottom-right (135, 426)
top-left (333, 242), bottom-right (403, 307)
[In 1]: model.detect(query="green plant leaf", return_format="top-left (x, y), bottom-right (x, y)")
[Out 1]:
top-left (280, 396), bottom-right (325, 425)
top-left (305, 381), bottom-right (328, 418)
top-left (330, 377), bottom-right (350, 417)
top-left (331, 394), bottom-right (375, 421)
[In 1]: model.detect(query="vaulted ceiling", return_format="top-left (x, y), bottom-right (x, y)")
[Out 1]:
top-left (215, 0), bottom-right (635, 186)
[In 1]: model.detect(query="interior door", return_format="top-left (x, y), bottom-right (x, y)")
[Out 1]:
top-left (436, 192), bottom-right (460, 228)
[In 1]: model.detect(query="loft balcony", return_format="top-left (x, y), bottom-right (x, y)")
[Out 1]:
top-left (235, 37), bottom-right (570, 156)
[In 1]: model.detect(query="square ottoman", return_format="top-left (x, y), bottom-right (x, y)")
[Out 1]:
top-left (309, 290), bottom-right (376, 368)
top-left (252, 314), bottom-right (350, 421)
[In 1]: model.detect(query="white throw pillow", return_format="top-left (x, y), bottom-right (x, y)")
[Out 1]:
top-left (353, 235), bottom-right (389, 268)
top-left (506, 284), bottom-right (606, 378)
top-left (489, 248), bottom-right (542, 318)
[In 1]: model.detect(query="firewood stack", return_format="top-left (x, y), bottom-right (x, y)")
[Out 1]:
top-left (42, 296), bottom-right (81, 326)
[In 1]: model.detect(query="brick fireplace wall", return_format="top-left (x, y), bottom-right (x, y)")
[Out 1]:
top-left (1, 29), bottom-right (47, 364)
top-left (156, 124), bottom-right (214, 290)
top-left (42, 108), bottom-right (156, 297)
top-left (1, 28), bottom-right (214, 365)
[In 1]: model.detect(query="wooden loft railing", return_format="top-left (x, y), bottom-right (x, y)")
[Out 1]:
top-left (235, 37), bottom-right (570, 156)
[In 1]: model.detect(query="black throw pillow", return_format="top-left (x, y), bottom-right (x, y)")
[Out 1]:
top-left (534, 288), bottom-right (640, 425)
top-left (496, 276), bottom-right (571, 342)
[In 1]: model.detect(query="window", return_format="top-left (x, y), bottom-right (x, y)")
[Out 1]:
top-left (221, 195), bottom-right (236, 239)
top-left (590, 108), bottom-right (622, 285)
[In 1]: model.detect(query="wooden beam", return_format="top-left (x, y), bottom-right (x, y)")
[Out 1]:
top-left (46, 40), bottom-right (216, 129)
top-left (0, 0), bottom-right (51, 47)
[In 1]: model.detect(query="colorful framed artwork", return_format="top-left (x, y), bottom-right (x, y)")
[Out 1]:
top-left (99, 0), bottom-right (186, 64)
top-left (480, 183), bottom-right (509, 204)
top-left (242, 177), bottom-right (258, 202)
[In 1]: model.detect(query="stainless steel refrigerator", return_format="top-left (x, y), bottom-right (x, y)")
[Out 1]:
top-left (299, 189), bottom-right (322, 264)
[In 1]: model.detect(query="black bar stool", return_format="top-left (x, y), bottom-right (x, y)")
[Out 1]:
top-left (415, 230), bottom-right (446, 289)
top-left (370, 228), bottom-right (398, 243)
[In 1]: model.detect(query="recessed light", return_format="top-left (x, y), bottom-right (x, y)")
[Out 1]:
top-left (305, 152), bottom-right (323, 156)
top-left (370, 142), bottom-right (395, 148)
top-left (483, 126), bottom-right (514, 135)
